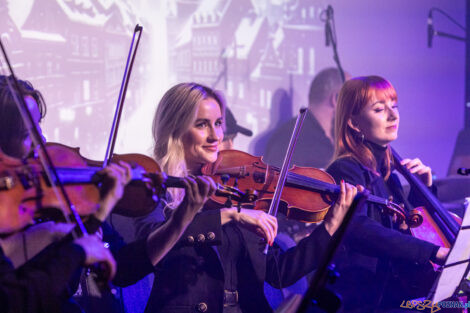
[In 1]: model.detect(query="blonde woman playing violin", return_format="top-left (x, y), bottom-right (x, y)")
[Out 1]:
top-left (134, 82), bottom-right (359, 313)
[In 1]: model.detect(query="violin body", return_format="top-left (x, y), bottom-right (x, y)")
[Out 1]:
top-left (48, 142), bottom-right (162, 218)
top-left (202, 150), bottom-right (335, 223)
top-left (22, 144), bottom-right (100, 219)
top-left (95, 153), bottom-right (162, 218)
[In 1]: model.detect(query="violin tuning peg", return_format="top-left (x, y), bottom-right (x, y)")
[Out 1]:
top-left (243, 189), bottom-right (258, 203)
top-left (220, 174), bottom-right (230, 185)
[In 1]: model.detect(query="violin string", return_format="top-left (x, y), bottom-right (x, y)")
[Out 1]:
top-left (280, 169), bottom-right (397, 211)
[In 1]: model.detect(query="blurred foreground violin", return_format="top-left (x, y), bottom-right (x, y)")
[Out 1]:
top-left (14, 142), bottom-right (253, 219)
top-left (202, 150), bottom-right (422, 225)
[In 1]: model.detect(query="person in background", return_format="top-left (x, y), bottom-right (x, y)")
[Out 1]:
top-left (263, 67), bottom-right (346, 169)
top-left (219, 107), bottom-right (253, 151)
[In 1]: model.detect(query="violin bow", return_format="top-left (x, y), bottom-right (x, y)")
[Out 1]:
top-left (263, 107), bottom-right (308, 254)
top-left (103, 24), bottom-right (143, 167)
top-left (0, 39), bottom-right (87, 237)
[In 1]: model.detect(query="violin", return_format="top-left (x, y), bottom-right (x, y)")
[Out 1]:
top-left (35, 142), bottom-right (252, 218)
top-left (202, 150), bottom-right (416, 224)
top-left (1, 142), bottom-right (250, 232)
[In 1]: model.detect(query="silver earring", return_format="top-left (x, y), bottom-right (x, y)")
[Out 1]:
top-left (360, 133), bottom-right (364, 143)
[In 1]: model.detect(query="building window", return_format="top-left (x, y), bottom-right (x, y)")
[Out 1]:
top-left (301, 8), bottom-right (306, 19)
top-left (71, 35), bottom-right (79, 56)
top-left (81, 36), bottom-right (89, 57)
top-left (46, 61), bottom-right (53, 75)
top-left (238, 82), bottom-right (244, 99)
top-left (91, 37), bottom-right (99, 57)
top-left (227, 81), bottom-right (233, 97)
top-left (260, 89), bottom-right (265, 108)
top-left (309, 48), bottom-right (315, 75)
top-left (310, 6), bottom-right (315, 19)
top-left (297, 47), bottom-right (304, 74)
top-left (266, 90), bottom-right (272, 109)
top-left (83, 80), bottom-right (90, 101)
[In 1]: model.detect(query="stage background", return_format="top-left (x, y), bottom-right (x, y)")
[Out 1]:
top-left (1, 0), bottom-right (465, 178)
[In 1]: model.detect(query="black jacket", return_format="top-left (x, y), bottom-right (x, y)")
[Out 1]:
top-left (326, 145), bottom-right (439, 312)
top-left (134, 204), bottom-right (332, 313)
top-left (263, 110), bottom-right (334, 169)
top-left (0, 241), bottom-right (85, 313)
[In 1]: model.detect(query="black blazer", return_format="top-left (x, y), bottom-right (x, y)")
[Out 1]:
top-left (134, 204), bottom-right (332, 313)
top-left (0, 242), bottom-right (85, 313)
top-left (326, 156), bottom-right (439, 312)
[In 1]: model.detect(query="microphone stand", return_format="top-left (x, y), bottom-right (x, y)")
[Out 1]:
top-left (323, 5), bottom-right (346, 83)
top-left (429, 4), bottom-right (470, 175)
top-left (428, 7), bottom-right (466, 45)
top-left (432, 30), bottom-right (465, 42)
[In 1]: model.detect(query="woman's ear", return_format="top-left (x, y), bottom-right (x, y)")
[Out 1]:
top-left (347, 118), bottom-right (360, 133)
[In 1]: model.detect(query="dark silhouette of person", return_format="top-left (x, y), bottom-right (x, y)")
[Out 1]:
top-left (263, 68), bottom-right (345, 169)
top-left (249, 88), bottom-right (293, 156)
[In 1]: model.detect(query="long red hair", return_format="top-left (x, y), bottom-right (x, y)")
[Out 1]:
top-left (334, 76), bottom-right (397, 179)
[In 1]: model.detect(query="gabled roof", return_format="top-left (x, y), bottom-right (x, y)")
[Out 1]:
top-left (225, 15), bottom-right (266, 59)
top-left (55, 0), bottom-right (109, 26)
top-left (175, 18), bottom-right (193, 48)
top-left (192, 0), bottom-right (229, 26)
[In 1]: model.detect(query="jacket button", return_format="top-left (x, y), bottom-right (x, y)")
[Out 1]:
top-left (207, 232), bottom-right (215, 240)
top-left (197, 234), bottom-right (205, 243)
top-left (196, 302), bottom-right (208, 312)
top-left (186, 236), bottom-right (194, 244)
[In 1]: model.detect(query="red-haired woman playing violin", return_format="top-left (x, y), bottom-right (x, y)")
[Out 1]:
top-left (326, 76), bottom-right (449, 313)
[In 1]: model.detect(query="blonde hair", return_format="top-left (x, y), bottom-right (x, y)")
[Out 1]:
top-left (152, 82), bottom-right (225, 207)
top-left (334, 76), bottom-right (397, 179)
